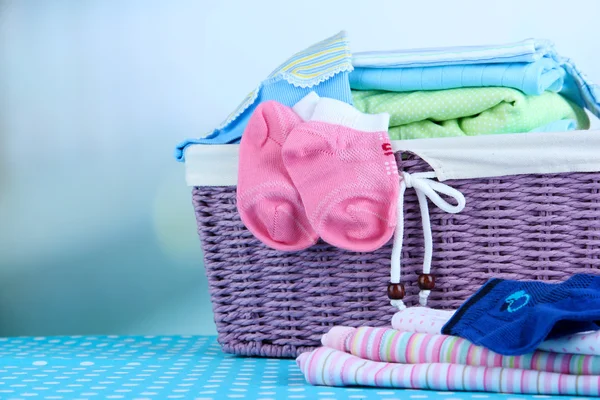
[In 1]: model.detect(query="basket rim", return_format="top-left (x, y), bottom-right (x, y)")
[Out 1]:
top-left (184, 129), bottom-right (600, 186)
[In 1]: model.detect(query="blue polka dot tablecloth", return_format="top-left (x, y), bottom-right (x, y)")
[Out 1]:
top-left (0, 335), bottom-right (592, 400)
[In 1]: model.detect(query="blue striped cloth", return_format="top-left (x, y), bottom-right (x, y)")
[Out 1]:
top-left (174, 31), bottom-right (354, 161)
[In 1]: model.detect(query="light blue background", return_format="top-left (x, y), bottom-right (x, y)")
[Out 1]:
top-left (0, 0), bottom-right (598, 337)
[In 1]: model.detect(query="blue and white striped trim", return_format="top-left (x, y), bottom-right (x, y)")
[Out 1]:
top-left (214, 31), bottom-right (353, 132)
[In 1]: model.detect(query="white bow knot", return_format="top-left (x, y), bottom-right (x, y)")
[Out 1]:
top-left (390, 171), bottom-right (466, 309)
top-left (402, 172), bottom-right (466, 213)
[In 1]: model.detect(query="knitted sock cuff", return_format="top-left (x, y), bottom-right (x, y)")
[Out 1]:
top-left (310, 97), bottom-right (389, 132)
top-left (292, 91), bottom-right (321, 121)
top-left (441, 278), bottom-right (505, 336)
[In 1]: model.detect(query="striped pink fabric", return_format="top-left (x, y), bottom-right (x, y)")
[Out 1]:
top-left (322, 326), bottom-right (600, 375)
top-left (296, 347), bottom-right (600, 395)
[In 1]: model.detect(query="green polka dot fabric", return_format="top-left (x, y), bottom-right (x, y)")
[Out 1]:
top-left (0, 335), bottom-right (594, 400)
top-left (351, 88), bottom-right (590, 140)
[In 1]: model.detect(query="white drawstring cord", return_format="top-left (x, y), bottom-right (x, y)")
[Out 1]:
top-left (390, 171), bottom-right (466, 309)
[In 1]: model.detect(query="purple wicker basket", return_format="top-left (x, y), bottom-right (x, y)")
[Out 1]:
top-left (190, 145), bottom-right (600, 358)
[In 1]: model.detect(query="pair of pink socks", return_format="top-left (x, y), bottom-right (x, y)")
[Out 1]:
top-left (237, 92), bottom-right (399, 252)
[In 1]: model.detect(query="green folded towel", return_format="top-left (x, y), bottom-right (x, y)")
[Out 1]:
top-left (351, 88), bottom-right (590, 140)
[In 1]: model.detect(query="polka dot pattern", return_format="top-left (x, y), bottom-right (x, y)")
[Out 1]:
top-left (351, 88), bottom-right (589, 140)
top-left (0, 336), bottom-right (588, 400)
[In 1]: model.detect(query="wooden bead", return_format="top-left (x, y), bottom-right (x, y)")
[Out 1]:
top-left (387, 283), bottom-right (405, 300)
top-left (418, 274), bottom-right (435, 290)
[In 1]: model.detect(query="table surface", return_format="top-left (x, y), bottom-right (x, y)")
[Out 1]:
top-left (0, 335), bottom-right (591, 400)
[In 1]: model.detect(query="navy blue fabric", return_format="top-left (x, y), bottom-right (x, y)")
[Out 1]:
top-left (442, 274), bottom-right (600, 356)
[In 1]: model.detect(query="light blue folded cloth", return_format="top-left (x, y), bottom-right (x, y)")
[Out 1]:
top-left (530, 119), bottom-right (577, 133)
top-left (349, 58), bottom-right (564, 96)
top-left (560, 58), bottom-right (600, 120)
top-left (352, 38), bottom-right (553, 68)
top-left (174, 31), bottom-right (354, 160)
top-left (352, 38), bottom-right (600, 120)
top-left (177, 37), bottom-right (598, 162)
top-left (174, 74), bottom-right (351, 157)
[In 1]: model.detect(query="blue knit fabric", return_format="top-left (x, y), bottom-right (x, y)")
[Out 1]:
top-left (442, 274), bottom-right (600, 356)
top-left (174, 72), bottom-right (352, 160)
top-left (349, 58), bottom-right (564, 96)
top-left (174, 31), bottom-right (354, 161)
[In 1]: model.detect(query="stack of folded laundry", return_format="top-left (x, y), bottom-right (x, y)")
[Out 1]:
top-left (176, 33), bottom-right (599, 160)
top-left (297, 274), bottom-right (600, 395)
top-left (349, 39), bottom-right (592, 139)
top-left (175, 33), bottom-right (600, 160)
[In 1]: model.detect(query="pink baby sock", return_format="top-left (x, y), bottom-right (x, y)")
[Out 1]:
top-left (237, 95), bottom-right (320, 251)
top-left (282, 98), bottom-right (399, 252)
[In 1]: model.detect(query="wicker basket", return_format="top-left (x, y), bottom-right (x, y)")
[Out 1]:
top-left (188, 134), bottom-right (600, 358)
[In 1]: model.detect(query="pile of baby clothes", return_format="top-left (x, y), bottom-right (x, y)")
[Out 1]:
top-left (174, 31), bottom-right (356, 160)
top-left (349, 39), bottom-right (594, 139)
top-left (175, 33), bottom-right (599, 161)
top-left (297, 274), bottom-right (600, 396)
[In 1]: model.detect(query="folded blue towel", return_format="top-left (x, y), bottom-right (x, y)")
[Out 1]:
top-left (349, 58), bottom-right (564, 96)
top-left (352, 38), bottom-right (553, 68)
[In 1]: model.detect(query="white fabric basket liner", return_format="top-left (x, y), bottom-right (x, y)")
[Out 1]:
top-left (184, 130), bottom-right (600, 187)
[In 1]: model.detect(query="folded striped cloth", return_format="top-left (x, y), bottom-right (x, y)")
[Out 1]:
top-left (296, 325), bottom-right (600, 394)
top-left (174, 31), bottom-right (354, 156)
top-left (296, 346), bottom-right (600, 395)
top-left (321, 326), bottom-right (600, 375)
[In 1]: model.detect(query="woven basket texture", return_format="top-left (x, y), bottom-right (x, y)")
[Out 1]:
top-left (192, 154), bottom-right (600, 357)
